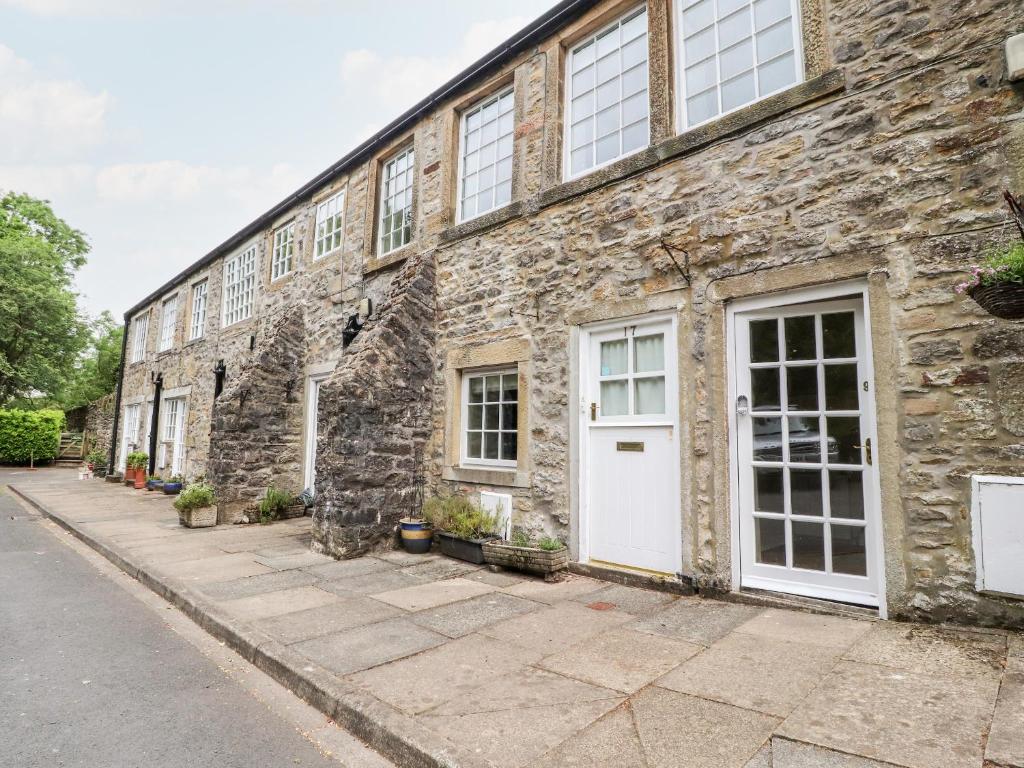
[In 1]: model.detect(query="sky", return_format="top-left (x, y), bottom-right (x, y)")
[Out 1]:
top-left (0, 0), bottom-right (560, 319)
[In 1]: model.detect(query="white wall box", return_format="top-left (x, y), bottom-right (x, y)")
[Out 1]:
top-left (972, 475), bottom-right (1024, 598)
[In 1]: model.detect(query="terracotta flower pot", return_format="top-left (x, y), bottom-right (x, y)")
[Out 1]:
top-left (133, 472), bottom-right (146, 489)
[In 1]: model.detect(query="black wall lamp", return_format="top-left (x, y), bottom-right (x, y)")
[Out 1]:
top-left (342, 297), bottom-right (373, 348)
top-left (213, 360), bottom-right (226, 399)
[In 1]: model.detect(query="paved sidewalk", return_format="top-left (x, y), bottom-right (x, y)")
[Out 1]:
top-left (9, 469), bottom-right (1024, 768)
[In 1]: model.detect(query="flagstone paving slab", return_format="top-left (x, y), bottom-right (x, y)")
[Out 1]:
top-left (531, 705), bottom-right (648, 768)
top-left (479, 601), bottom-right (633, 655)
top-left (631, 687), bottom-right (779, 768)
top-left (218, 585), bottom-right (338, 622)
top-left (302, 557), bottom-right (395, 581)
top-left (194, 568), bottom-right (319, 601)
top-left (253, 550), bottom-right (331, 570)
top-left (408, 592), bottom-right (540, 638)
top-left (419, 667), bottom-right (624, 768)
top-left (656, 631), bottom-right (842, 717)
top-left (632, 598), bottom-right (763, 646)
top-left (743, 744), bottom-right (772, 768)
top-left (154, 552), bottom-right (274, 583)
top-left (461, 568), bottom-right (530, 588)
top-left (777, 660), bottom-right (999, 768)
top-left (842, 621), bottom-right (1006, 679)
top-left (572, 583), bottom-right (679, 617)
top-left (986, 666), bottom-right (1024, 767)
top-left (399, 558), bottom-right (481, 581)
top-left (540, 627), bottom-right (702, 694)
top-left (292, 617), bottom-right (446, 676)
top-left (319, 569), bottom-right (427, 597)
top-left (370, 577), bottom-right (495, 612)
top-left (350, 633), bottom-right (544, 715)
top-left (375, 549), bottom-right (441, 566)
top-left (501, 574), bottom-right (606, 604)
top-left (770, 738), bottom-right (896, 767)
top-left (733, 607), bottom-right (875, 650)
top-left (252, 596), bottom-right (404, 645)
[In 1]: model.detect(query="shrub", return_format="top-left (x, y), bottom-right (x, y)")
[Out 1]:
top-left (174, 483), bottom-right (215, 513)
top-left (422, 495), bottom-right (500, 539)
top-left (86, 449), bottom-right (106, 466)
top-left (955, 242), bottom-right (1024, 294)
top-left (126, 451), bottom-right (148, 470)
top-left (258, 486), bottom-right (293, 524)
top-left (537, 536), bottom-right (565, 552)
top-left (0, 409), bottom-right (64, 463)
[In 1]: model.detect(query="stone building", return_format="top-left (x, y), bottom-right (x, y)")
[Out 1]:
top-left (112, 0), bottom-right (1024, 627)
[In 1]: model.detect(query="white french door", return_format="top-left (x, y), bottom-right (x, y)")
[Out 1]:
top-left (304, 375), bottom-right (328, 492)
top-left (120, 404), bottom-right (140, 471)
top-left (581, 314), bottom-right (681, 575)
top-left (731, 292), bottom-right (880, 606)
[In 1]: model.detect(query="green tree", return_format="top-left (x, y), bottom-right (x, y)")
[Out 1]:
top-left (54, 311), bottom-right (124, 409)
top-left (0, 192), bottom-right (90, 405)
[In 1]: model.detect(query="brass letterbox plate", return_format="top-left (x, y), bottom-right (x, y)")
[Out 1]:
top-left (616, 441), bottom-right (644, 452)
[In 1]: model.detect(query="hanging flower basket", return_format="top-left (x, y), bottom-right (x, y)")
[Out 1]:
top-left (967, 282), bottom-right (1024, 320)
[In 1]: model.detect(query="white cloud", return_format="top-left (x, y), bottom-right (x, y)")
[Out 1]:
top-left (0, 44), bottom-right (111, 162)
top-left (339, 16), bottom-right (529, 143)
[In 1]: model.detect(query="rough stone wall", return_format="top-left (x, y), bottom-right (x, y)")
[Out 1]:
top-left (206, 309), bottom-right (308, 523)
top-left (84, 393), bottom-right (115, 459)
top-left (311, 252), bottom-right (436, 558)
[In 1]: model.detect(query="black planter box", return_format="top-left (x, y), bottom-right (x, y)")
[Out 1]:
top-left (437, 531), bottom-right (498, 564)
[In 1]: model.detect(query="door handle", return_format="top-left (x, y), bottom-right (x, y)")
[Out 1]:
top-left (855, 438), bottom-right (872, 466)
top-left (736, 395), bottom-right (749, 417)
top-left (590, 402), bottom-right (597, 421)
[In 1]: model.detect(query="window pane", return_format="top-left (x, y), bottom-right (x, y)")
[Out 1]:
top-left (468, 404), bottom-right (483, 430)
top-left (754, 0), bottom-right (789, 30)
top-left (822, 313), bottom-right (856, 358)
top-left (788, 416), bottom-right (821, 463)
top-left (634, 334), bottom-right (664, 372)
top-left (485, 404), bottom-right (500, 430)
top-left (751, 367), bottom-right (780, 411)
top-left (621, 10), bottom-right (646, 41)
top-left (571, 146), bottom-right (593, 175)
top-left (469, 377), bottom-right (484, 403)
top-left (756, 17), bottom-right (793, 63)
top-left (758, 51), bottom-right (796, 94)
top-left (621, 91), bottom-right (647, 125)
top-left (485, 375), bottom-right (500, 401)
top-left (686, 55), bottom-right (718, 93)
top-left (501, 431), bottom-right (518, 462)
top-left (622, 119), bottom-right (649, 154)
top-left (686, 87), bottom-right (718, 126)
top-left (573, 65), bottom-right (595, 94)
top-left (596, 26), bottom-right (619, 57)
top-left (502, 373), bottom-right (517, 401)
top-left (467, 432), bottom-right (482, 458)
top-left (824, 364), bottom-right (859, 411)
top-left (718, 8), bottom-right (751, 49)
top-left (784, 316), bottom-right (816, 360)
top-left (750, 319), bottom-right (779, 362)
top-left (753, 417), bottom-right (783, 461)
top-left (827, 417), bottom-right (861, 465)
top-left (787, 365), bottom-right (819, 411)
top-left (829, 470), bottom-right (865, 520)
top-left (573, 40), bottom-right (595, 71)
top-left (484, 432), bottom-right (500, 460)
top-left (684, 26), bottom-right (716, 65)
top-left (596, 105), bottom-right (620, 137)
top-left (756, 517), bottom-right (786, 565)
top-left (596, 51), bottom-right (620, 84)
top-left (792, 521), bottom-right (825, 571)
top-left (622, 63), bottom-right (648, 97)
top-left (501, 403), bottom-right (517, 432)
top-left (494, 181), bottom-right (512, 206)
top-left (721, 70), bottom-right (756, 112)
top-left (683, 0), bottom-right (714, 35)
top-left (754, 468), bottom-right (784, 512)
top-left (600, 339), bottom-right (627, 375)
top-left (596, 133), bottom-right (619, 164)
top-left (635, 376), bottom-right (665, 415)
top-left (572, 91), bottom-right (595, 119)
top-left (621, 35), bottom-right (646, 69)
top-left (601, 380), bottom-right (629, 416)
top-left (720, 38), bottom-right (754, 80)
top-left (831, 525), bottom-right (867, 576)
top-left (596, 78), bottom-right (620, 112)
top-left (790, 469), bottom-right (823, 516)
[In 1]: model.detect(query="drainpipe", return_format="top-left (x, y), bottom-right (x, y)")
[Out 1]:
top-left (107, 313), bottom-right (130, 473)
top-left (148, 373), bottom-right (162, 476)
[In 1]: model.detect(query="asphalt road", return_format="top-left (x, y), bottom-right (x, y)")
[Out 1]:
top-left (0, 482), bottom-right (343, 768)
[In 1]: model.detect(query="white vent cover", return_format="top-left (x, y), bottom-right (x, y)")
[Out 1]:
top-left (480, 491), bottom-right (513, 540)
top-left (971, 475), bottom-right (1024, 598)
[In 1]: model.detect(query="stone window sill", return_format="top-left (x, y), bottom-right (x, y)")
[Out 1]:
top-left (364, 242), bottom-right (416, 275)
top-left (442, 465), bottom-right (530, 488)
top-left (439, 201), bottom-right (525, 245)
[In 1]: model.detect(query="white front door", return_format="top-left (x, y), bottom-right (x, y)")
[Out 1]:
top-left (731, 292), bottom-right (880, 606)
top-left (120, 404), bottom-right (140, 471)
top-left (170, 399), bottom-right (186, 476)
top-left (581, 315), bottom-right (681, 575)
top-left (304, 376), bottom-right (327, 492)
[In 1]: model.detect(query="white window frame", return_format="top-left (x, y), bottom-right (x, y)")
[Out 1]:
top-left (378, 146), bottom-right (415, 257)
top-left (271, 222), bottom-right (295, 281)
top-left (189, 280), bottom-right (208, 341)
top-left (460, 367), bottom-right (519, 469)
top-left (130, 313), bottom-right (149, 363)
top-left (158, 294), bottom-right (177, 352)
top-left (673, 0), bottom-right (805, 133)
top-left (160, 396), bottom-right (186, 474)
top-left (563, 4), bottom-right (651, 181)
top-left (314, 191), bottom-right (346, 260)
top-left (222, 243), bottom-right (257, 327)
top-left (456, 87), bottom-right (515, 224)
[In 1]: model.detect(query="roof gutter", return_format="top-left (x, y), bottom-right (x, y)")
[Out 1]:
top-left (124, 0), bottom-right (597, 318)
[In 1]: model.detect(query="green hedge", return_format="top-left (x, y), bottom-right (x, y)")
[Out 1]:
top-left (0, 409), bottom-right (65, 463)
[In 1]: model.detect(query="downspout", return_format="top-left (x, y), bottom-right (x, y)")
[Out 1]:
top-left (148, 373), bottom-right (162, 476)
top-left (107, 313), bottom-right (130, 473)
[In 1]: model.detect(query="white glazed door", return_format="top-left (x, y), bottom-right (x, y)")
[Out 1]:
top-left (734, 298), bottom-right (879, 606)
top-left (583, 316), bottom-right (681, 575)
top-left (120, 404), bottom-right (140, 471)
top-left (304, 377), bottom-right (325, 492)
top-left (171, 400), bottom-right (186, 477)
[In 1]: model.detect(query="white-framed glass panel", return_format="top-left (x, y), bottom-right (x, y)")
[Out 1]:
top-left (564, 5), bottom-right (650, 180)
top-left (676, 0), bottom-right (803, 130)
top-left (120, 403), bottom-right (140, 471)
top-left (161, 397), bottom-right (185, 474)
top-left (378, 146), bottom-right (415, 256)
top-left (458, 87), bottom-right (515, 223)
top-left (222, 244), bottom-right (257, 327)
top-left (314, 191), bottom-right (346, 259)
top-left (596, 330), bottom-right (667, 419)
top-left (158, 295), bottom-right (177, 352)
top-left (189, 280), bottom-right (208, 341)
top-left (271, 222), bottom-right (295, 280)
top-left (130, 314), bottom-right (148, 363)
top-left (462, 369), bottom-right (518, 467)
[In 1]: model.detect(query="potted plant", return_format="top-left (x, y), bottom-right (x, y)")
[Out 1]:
top-left (146, 476), bottom-right (164, 491)
top-left (483, 530), bottom-right (569, 581)
top-left (162, 475), bottom-right (184, 495)
top-left (131, 453), bottom-right (149, 489)
top-left (174, 482), bottom-right (217, 528)
top-left (422, 495), bottom-right (500, 564)
top-left (398, 516), bottom-right (433, 554)
top-left (123, 452), bottom-right (141, 485)
top-left (956, 191), bottom-right (1024, 319)
top-left (87, 450), bottom-right (108, 479)
top-left (257, 486), bottom-right (293, 524)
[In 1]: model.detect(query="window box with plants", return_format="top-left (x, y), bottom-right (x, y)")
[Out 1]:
top-left (174, 482), bottom-right (217, 528)
top-left (161, 475), bottom-right (184, 494)
top-left (422, 495), bottom-right (500, 564)
top-left (482, 531), bottom-right (569, 581)
top-left (956, 191), bottom-right (1024, 319)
